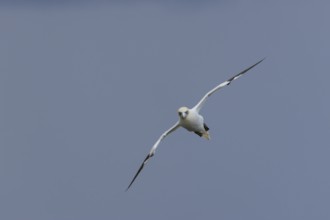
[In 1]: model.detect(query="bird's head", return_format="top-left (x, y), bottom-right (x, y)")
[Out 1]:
top-left (178, 106), bottom-right (189, 119)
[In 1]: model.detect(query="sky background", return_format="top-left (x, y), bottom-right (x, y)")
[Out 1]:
top-left (1, 0), bottom-right (330, 219)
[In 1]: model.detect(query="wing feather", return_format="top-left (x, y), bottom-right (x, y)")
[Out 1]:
top-left (193, 58), bottom-right (265, 112)
top-left (126, 122), bottom-right (180, 191)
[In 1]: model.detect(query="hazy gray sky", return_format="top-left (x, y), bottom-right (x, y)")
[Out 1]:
top-left (1, 1), bottom-right (329, 219)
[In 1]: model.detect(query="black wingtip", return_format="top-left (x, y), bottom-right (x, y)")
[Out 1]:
top-left (125, 154), bottom-right (151, 192)
top-left (253, 57), bottom-right (266, 66)
top-left (244, 57), bottom-right (266, 72)
top-left (226, 58), bottom-right (265, 83)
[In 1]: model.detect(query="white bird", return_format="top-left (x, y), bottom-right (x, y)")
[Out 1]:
top-left (126, 58), bottom-right (265, 191)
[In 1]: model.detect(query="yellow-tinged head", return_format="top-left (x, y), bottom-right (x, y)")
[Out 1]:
top-left (178, 106), bottom-right (189, 119)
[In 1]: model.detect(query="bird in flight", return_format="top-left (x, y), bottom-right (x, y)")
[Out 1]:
top-left (126, 58), bottom-right (265, 191)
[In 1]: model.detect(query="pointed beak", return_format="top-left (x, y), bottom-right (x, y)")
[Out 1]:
top-left (179, 112), bottom-right (186, 119)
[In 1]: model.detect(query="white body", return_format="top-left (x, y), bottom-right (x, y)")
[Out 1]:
top-left (179, 109), bottom-right (204, 132)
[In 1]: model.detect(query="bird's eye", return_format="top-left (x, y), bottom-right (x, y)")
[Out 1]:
top-left (185, 111), bottom-right (189, 114)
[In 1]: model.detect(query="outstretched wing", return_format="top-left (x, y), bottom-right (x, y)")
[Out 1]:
top-left (193, 58), bottom-right (265, 112)
top-left (126, 122), bottom-right (180, 191)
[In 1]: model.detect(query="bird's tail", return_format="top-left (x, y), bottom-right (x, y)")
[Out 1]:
top-left (202, 131), bottom-right (210, 140)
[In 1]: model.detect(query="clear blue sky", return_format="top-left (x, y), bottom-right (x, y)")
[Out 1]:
top-left (1, 1), bottom-right (329, 219)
